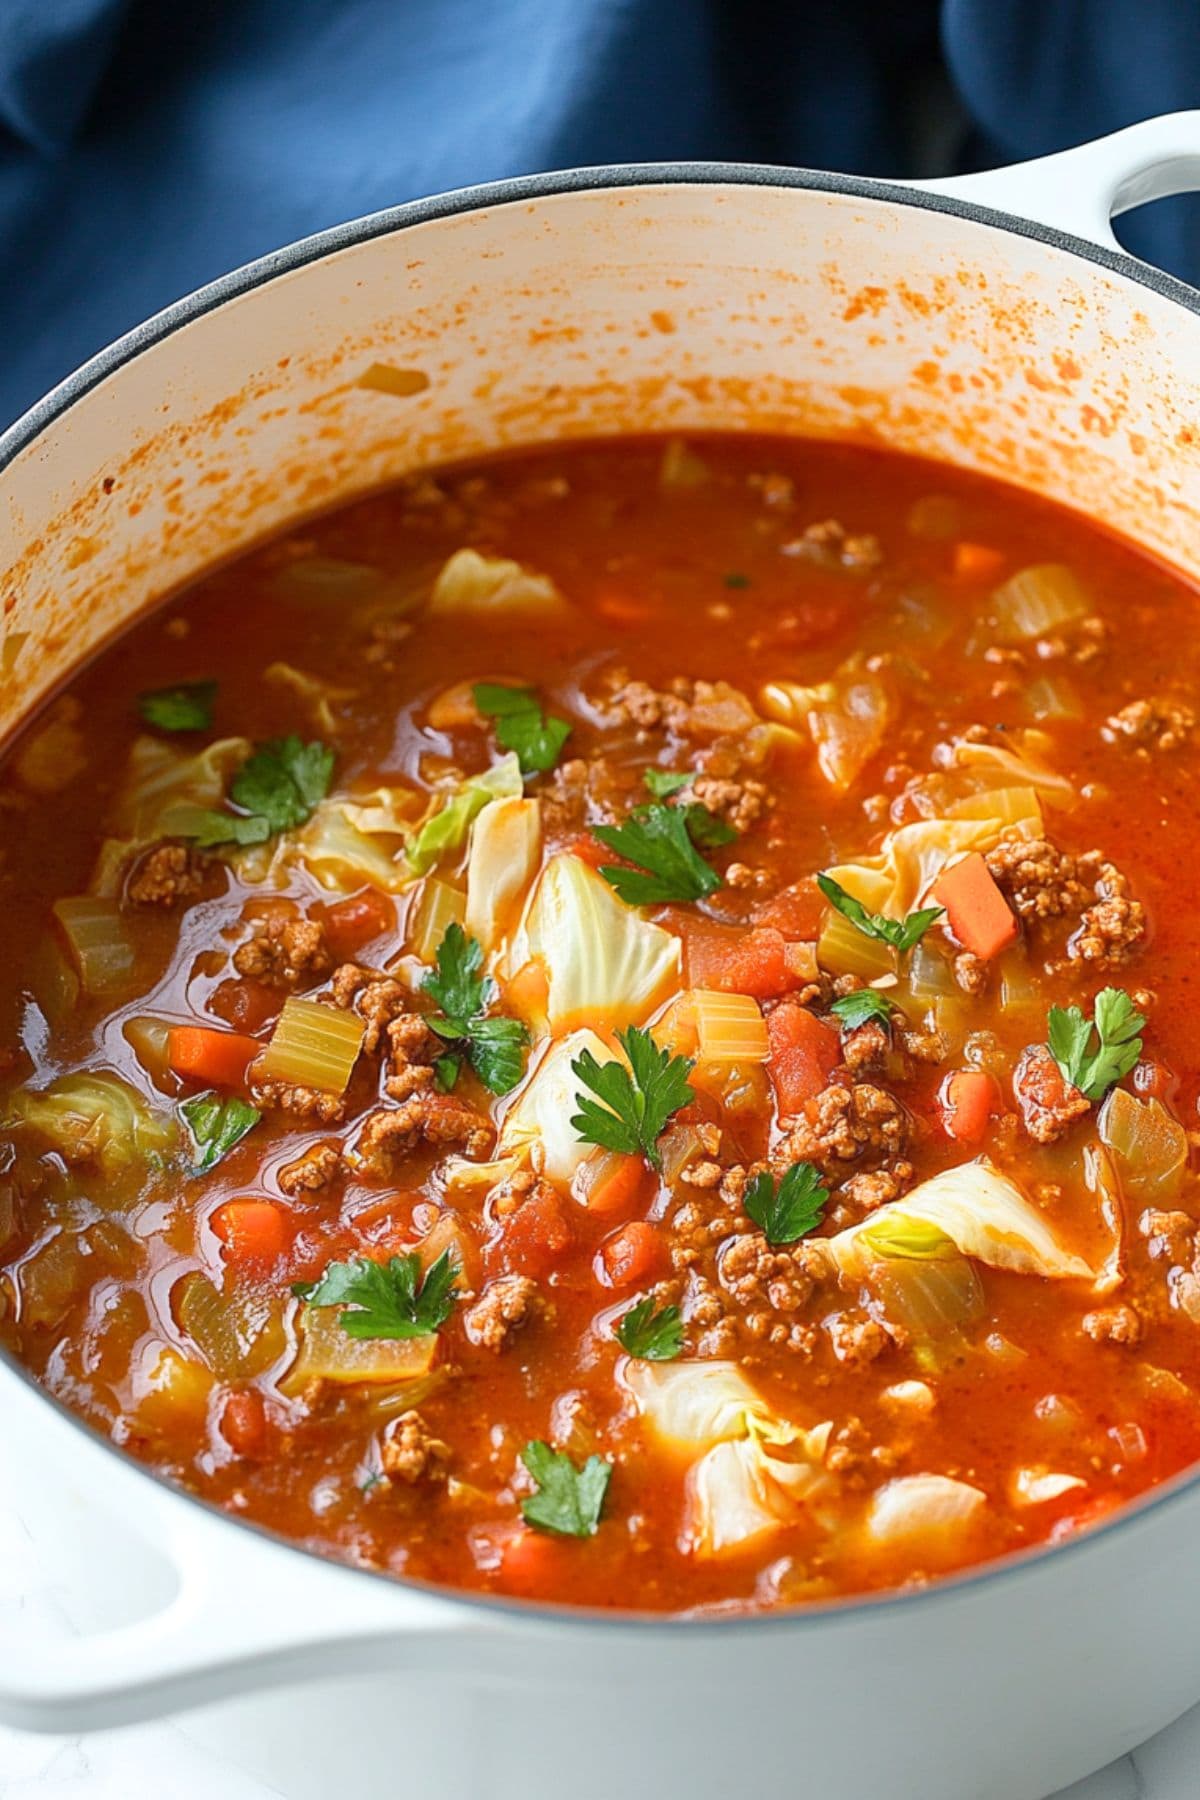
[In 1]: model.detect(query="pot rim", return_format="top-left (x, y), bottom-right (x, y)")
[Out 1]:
top-left (3, 157), bottom-right (1199, 1637)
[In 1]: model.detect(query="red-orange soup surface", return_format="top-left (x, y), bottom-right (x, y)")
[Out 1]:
top-left (3, 433), bottom-right (1200, 1613)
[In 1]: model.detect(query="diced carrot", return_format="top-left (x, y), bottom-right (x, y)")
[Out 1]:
top-left (497, 1188), bottom-right (573, 1279)
top-left (219, 1387), bottom-right (269, 1459)
top-left (952, 541), bottom-right (1006, 582)
top-left (318, 888), bottom-right (395, 961)
top-left (766, 999), bottom-right (840, 1115)
top-left (939, 1069), bottom-right (998, 1145)
top-left (168, 1025), bottom-right (260, 1088)
top-left (932, 853), bottom-right (1017, 960)
top-left (673, 916), bottom-right (804, 1000)
top-left (597, 1220), bottom-right (663, 1288)
top-left (211, 1199), bottom-right (290, 1264)
top-left (596, 591), bottom-right (652, 627)
top-left (575, 1151), bottom-right (647, 1216)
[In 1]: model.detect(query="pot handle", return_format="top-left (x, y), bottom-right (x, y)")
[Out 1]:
top-left (914, 110), bottom-right (1200, 254)
top-left (0, 1501), bottom-right (498, 1734)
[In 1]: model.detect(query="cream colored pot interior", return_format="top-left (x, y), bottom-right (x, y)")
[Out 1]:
top-left (2, 175), bottom-right (1199, 746)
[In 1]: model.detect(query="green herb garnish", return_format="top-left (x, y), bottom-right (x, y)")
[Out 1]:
top-left (138, 680), bottom-right (217, 733)
top-left (1047, 986), bottom-right (1145, 1102)
top-left (818, 872), bottom-right (943, 954)
top-left (595, 799), bottom-right (732, 905)
top-left (179, 734), bottom-right (335, 848)
top-left (743, 1162), bottom-right (829, 1245)
top-left (615, 1297), bottom-right (684, 1361)
top-left (293, 1248), bottom-right (459, 1339)
top-left (642, 768), bottom-right (691, 799)
top-left (422, 922), bottom-right (529, 1095)
top-left (723, 572), bottom-right (751, 589)
top-left (179, 1090), bottom-right (260, 1174)
top-left (829, 989), bottom-right (894, 1033)
top-left (520, 1440), bottom-right (611, 1538)
top-left (472, 682), bottom-right (572, 776)
top-left (570, 1024), bottom-right (694, 1172)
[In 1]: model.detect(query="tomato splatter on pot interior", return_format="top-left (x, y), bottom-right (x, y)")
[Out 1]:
top-left (3, 433), bottom-right (1200, 1613)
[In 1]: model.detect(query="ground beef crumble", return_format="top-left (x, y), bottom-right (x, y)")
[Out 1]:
top-left (249, 1068), bottom-right (346, 1125)
top-left (379, 1410), bottom-right (449, 1484)
top-left (353, 1094), bottom-right (492, 1175)
top-left (1012, 1044), bottom-right (1090, 1144)
top-left (125, 841), bottom-right (209, 908)
top-left (329, 963), bottom-right (413, 1054)
top-left (463, 1275), bottom-right (539, 1350)
top-left (984, 831), bottom-right (1146, 967)
top-left (277, 1141), bottom-right (342, 1196)
top-left (1081, 1303), bottom-right (1143, 1346)
top-left (234, 915), bottom-right (332, 989)
top-left (825, 1310), bottom-right (892, 1367)
top-left (1102, 697), bottom-right (1196, 752)
top-left (774, 1079), bottom-right (910, 1176)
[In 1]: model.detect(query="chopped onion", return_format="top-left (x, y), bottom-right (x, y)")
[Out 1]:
top-left (283, 1308), bottom-right (438, 1392)
top-left (991, 563), bottom-right (1088, 642)
top-left (1026, 674), bottom-right (1083, 721)
top-left (258, 998), bottom-right (364, 1095)
top-left (176, 1272), bottom-right (284, 1381)
top-left (1011, 1468), bottom-right (1086, 1506)
top-left (53, 896), bottom-right (136, 995)
top-left (1099, 1087), bottom-right (1188, 1202)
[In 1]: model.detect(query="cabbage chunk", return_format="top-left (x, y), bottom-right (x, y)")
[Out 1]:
top-left (762, 670), bottom-right (890, 791)
top-left (275, 787), bottom-right (419, 892)
top-left (465, 797), bottom-right (541, 953)
top-left (624, 1361), bottom-right (834, 1558)
top-left (866, 1474), bottom-right (987, 1548)
top-left (825, 1160), bottom-right (1095, 1281)
top-left (113, 735), bottom-right (251, 840)
top-left (427, 549), bottom-right (567, 618)
top-left (520, 854), bottom-right (681, 1033)
top-left (406, 754), bottom-right (523, 877)
top-left (7, 1072), bottom-right (177, 1180)
top-left (498, 1029), bottom-right (616, 1188)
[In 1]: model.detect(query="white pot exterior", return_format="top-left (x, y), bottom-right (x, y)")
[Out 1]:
top-left (2, 115), bottom-right (1200, 1800)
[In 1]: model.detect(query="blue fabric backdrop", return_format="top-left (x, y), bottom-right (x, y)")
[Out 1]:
top-left (0, 0), bottom-right (1195, 428)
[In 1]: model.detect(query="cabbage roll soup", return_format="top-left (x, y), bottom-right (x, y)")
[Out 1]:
top-left (5, 432), bottom-right (1200, 1614)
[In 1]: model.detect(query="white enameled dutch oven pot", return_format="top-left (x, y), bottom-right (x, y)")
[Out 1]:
top-left (1, 114), bottom-right (1200, 1800)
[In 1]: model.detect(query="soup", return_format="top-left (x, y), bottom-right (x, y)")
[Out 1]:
top-left (3, 433), bottom-right (1200, 1614)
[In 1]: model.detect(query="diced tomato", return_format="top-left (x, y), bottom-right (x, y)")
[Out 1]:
top-left (766, 999), bottom-right (840, 1115)
top-left (939, 1069), bottom-right (998, 1145)
top-left (492, 1525), bottom-right (571, 1593)
top-left (211, 1199), bottom-right (290, 1265)
top-left (318, 888), bottom-right (395, 961)
top-left (932, 853), bottom-right (1017, 960)
top-left (497, 1188), bottom-right (573, 1278)
top-left (575, 1151), bottom-right (648, 1217)
top-left (206, 976), bottom-right (280, 1035)
top-left (751, 878), bottom-right (826, 940)
top-left (168, 1025), bottom-right (260, 1088)
top-left (597, 1220), bottom-right (663, 1288)
top-left (671, 916), bottom-right (805, 1000)
top-left (219, 1387), bottom-right (269, 1459)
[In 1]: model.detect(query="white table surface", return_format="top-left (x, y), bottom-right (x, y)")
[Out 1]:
top-left (1, 1471), bottom-right (1197, 1800)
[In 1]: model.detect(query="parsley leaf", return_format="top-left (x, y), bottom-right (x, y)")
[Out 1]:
top-left (434, 1053), bottom-right (461, 1092)
top-left (179, 1090), bottom-right (260, 1174)
top-left (520, 1440), bottom-right (611, 1538)
top-left (615, 1297), bottom-right (684, 1361)
top-left (642, 769), bottom-right (691, 798)
top-left (178, 734), bottom-right (335, 848)
top-left (829, 989), bottom-right (894, 1033)
top-left (817, 872), bottom-right (943, 954)
top-left (595, 802), bottom-right (726, 905)
top-left (743, 1162), bottom-right (829, 1245)
top-left (138, 679), bottom-right (217, 732)
top-left (472, 682), bottom-right (572, 776)
top-left (294, 1248), bottom-right (459, 1339)
top-left (1047, 986), bottom-right (1145, 1103)
top-left (422, 922), bottom-right (529, 1095)
top-left (570, 1024), bottom-right (695, 1172)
